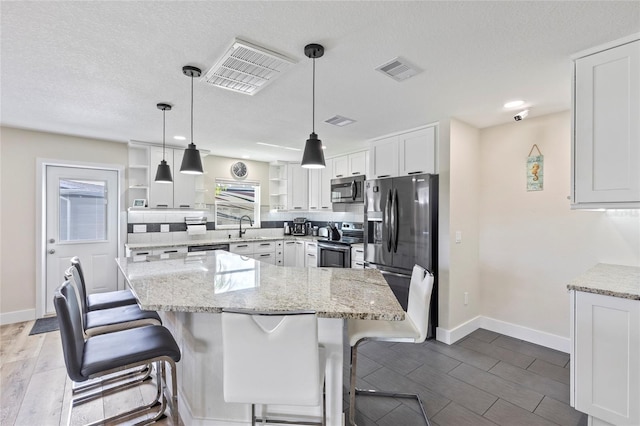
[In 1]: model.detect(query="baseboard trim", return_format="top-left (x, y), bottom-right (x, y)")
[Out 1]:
top-left (0, 309), bottom-right (36, 325)
top-left (436, 315), bottom-right (570, 353)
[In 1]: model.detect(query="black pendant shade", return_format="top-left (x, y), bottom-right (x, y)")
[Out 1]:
top-left (180, 143), bottom-right (204, 175)
top-left (180, 65), bottom-right (204, 175)
top-left (302, 132), bottom-right (325, 168)
top-left (154, 103), bottom-right (173, 183)
top-left (301, 43), bottom-right (326, 169)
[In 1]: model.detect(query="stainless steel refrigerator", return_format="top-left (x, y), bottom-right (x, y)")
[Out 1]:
top-left (364, 174), bottom-right (438, 337)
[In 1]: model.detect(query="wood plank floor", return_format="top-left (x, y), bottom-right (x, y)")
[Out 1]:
top-left (1, 320), bottom-right (586, 425)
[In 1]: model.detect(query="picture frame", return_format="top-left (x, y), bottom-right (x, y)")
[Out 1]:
top-left (132, 198), bottom-right (147, 208)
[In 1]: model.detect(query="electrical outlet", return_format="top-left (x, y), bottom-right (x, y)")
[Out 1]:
top-left (455, 231), bottom-right (462, 244)
top-left (160, 224), bottom-right (170, 233)
top-left (464, 292), bottom-right (469, 306)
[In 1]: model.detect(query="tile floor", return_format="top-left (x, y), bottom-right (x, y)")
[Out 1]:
top-left (1, 320), bottom-right (586, 426)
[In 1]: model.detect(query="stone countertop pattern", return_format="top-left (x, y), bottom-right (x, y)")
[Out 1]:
top-left (567, 263), bottom-right (640, 300)
top-left (126, 235), bottom-right (318, 250)
top-left (117, 251), bottom-right (405, 321)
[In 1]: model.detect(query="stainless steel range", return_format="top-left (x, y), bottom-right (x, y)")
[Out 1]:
top-left (317, 222), bottom-right (364, 268)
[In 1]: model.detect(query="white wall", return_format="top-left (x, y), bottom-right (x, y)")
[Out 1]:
top-left (478, 111), bottom-right (640, 339)
top-left (0, 126), bottom-right (128, 322)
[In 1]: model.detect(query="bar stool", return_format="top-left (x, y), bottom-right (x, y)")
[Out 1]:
top-left (347, 264), bottom-right (434, 426)
top-left (65, 265), bottom-right (161, 337)
top-left (221, 309), bottom-right (326, 426)
top-left (70, 256), bottom-right (137, 311)
top-left (54, 280), bottom-right (181, 425)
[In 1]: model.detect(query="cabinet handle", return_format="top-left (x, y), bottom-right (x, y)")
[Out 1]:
top-left (336, 174), bottom-right (344, 178)
top-left (294, 207), bottom-right (302, 209)
top-left (377, 175), bottom-right (390, 178)
top-left (321, 206), bottom-right (330, 209)
top-left (260, 254), bottom-right (271, 257)
top-left (308, 253), bottom-right (315, 257)
top-left (259, 243), bottom-right (271, 246)
top-left (236, 244), bottom-right (249, 248)
top-left (156, 204), bottom-right (169, 208)
top-left (407, 171), bottom-right (424, 175)
top-left (351, 172), bottom-right (360, 175)
top-left (310, 207), bottom-right (317, 209)
top-left (179, 204), bottom-right (191, 208)
top-left (135, 252), bottom-right (150, 256)
top-left (296, 242), bottom-right (303, 245)
top-left (164, 250), bottom-right (178, 254)
top-left (356, 249), bottom-right (364, 253)
top-left (285, 242), bottom-right (295, 245)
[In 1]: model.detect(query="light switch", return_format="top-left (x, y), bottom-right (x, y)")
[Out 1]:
top-left (161, 224), bottom-right (170, 233)
top-left (455, 231), bottom-right (462, 244)
top-left (133, 224), bottom-right (147, 233)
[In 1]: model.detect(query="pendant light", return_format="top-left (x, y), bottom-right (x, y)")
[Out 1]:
top-left (180, 65), bottom-right (204, 175)
top-left (154, 103), bottom-right (173, 183)
top-left (301, 43), bottom-right (326, 169)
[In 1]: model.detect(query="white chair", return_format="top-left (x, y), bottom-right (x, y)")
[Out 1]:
top-left (347, 264), bottom-right (434, 426)
top-left (221, 309), bottom-right (326, 426)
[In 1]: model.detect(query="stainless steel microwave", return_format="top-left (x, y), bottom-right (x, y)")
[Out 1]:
top-left (331, 175), bottom-right (365, 204)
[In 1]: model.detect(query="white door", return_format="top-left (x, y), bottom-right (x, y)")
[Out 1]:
top-left (45, 166), bottom-right (119, 314)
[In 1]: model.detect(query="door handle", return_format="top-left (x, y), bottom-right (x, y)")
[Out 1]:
top-left (49, 238), bottom-right (56, 244)
top-left (393, 188), bottom-right (399, 253)
top-left (385, 189), bottom-right (393, 253)
top-left (48, 249), bottom-right (55, 254)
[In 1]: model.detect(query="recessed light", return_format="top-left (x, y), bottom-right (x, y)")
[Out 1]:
top-left (504, 100), bottom-right (525, 109)
top-left (322, 145), bottom-right (327, 150)
top-left (173, 135), bottom-right (186, 141)
top-left (242, 155), bottom-right (250, 159)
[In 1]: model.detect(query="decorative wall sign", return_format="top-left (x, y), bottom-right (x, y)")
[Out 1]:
top-left (527, 144), bottom-right (544, 191)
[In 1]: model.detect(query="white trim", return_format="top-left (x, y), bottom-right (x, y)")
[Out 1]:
top-left (0, 309), bottom-right (36, 325)
top-left (570, 32), bottom-right (640, 60)
top-left (367, 121), bottom-right (439, 144)
top-left (436, 315), bottom-right (482, 345)
top-left (436, 315), bottom-right (571, 353)
top-left (36, 158), bottom-right (125, 319)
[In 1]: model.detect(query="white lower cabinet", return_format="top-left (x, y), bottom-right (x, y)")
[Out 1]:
top-left (305, 241), bottom-right (318, 268)
top-left (283, 240), bottom-right (306, 267)
top-left (351, 245), bottom-right (364, 269)
top-left (571, 290), bottom-right (639, 426)
top-left (229, 241), bottom-right (277, 265)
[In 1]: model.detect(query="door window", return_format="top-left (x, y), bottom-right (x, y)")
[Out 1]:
top-left (58, 178), bottom-right (108, 242)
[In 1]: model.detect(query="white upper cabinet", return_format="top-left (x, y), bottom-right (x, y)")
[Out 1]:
top-left (287, 162), bottom-right (309, 210)
top-left (371, 136), bottom-right (399, 179)
top-left (332, 151), bottom-right (368, 179)
top-left (371, 124), bottom-right (438, 179)
top-left (399, 126), bottom-right (436, 175)
top-left (573, 36), bottom-right (640, 208)
top-left (172, 148), bottom-right (196, 209)
top-left (308, 158), bottom-right (333, 211)
top-left (146, 145), bottom-right (197, 209)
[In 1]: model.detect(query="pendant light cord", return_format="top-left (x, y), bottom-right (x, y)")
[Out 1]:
top-left (190, 74), bottom-right (194, 145)
top-left (162, 109), bottom-right (166, 161)
top-left (312, 57), bottom-right (316, 134)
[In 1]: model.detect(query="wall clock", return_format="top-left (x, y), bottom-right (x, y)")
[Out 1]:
top-left (230, 161), bottom-right (248, 179)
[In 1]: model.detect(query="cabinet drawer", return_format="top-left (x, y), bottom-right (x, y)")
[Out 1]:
top-left (305, 252), bottom-right (318, 268)
top-left (351, 261), bottom-right (365, 269)
top-left (254, 241), bottom-right (276, 254)
top-left (152, 247), bottom-right (187, 256)
top-left (351, 246), bottom-right (364, 262)
top-left (254, 252), bottom-right (276, 265)
top-left (230, 242), bottom-right (254, 255)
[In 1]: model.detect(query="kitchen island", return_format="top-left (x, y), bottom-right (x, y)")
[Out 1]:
top-left (116, 250), bottom-right (405, 426)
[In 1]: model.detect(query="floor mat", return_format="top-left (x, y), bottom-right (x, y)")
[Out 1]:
top-left (29, 317), bottom-right (59, 335)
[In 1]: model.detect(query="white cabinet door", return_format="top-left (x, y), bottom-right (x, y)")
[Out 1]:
top-left (573, 291), bottom-right (639, 425)
top-left (149, 146), bottom-right (174, 208)
top-left (574, 39), bottom-right (640, 206)
top-left (308, 169), bottom-right (321, 210)
top-left (283, 240), bottom-right (297, 266)
top-left (294, 241), bottom-right (305, 267)
top-left (173, 148), bottom-right (196, 208)
top-left (229, 242), bottom-right (254, 255)
top-left (399, 126), bottom-right (436, 175)
top-left (371, 137), bottom-right (398, 179)
top-left (333, 156), bottom-right (349, 178)
top-left (348, 151), bottom-right (367, 177)
top-left (305, 241), bottom-right (318, 268)
top-left (320, 158), bottom-right (333, 210)
top-left (287, 163), bottom-right (309, 210)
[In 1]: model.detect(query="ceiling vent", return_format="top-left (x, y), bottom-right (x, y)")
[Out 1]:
top-left (203, 39), bottom-right (297, 96)
top-left (375, 57), bottom-right (420, 82)
top-left (325, 115), bottom-right (357, 127)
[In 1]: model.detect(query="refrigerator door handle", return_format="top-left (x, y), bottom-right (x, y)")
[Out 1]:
top-left (393, 188), bottom-right (399, 253)
top-left (385, 188), bottom-right (393, 253)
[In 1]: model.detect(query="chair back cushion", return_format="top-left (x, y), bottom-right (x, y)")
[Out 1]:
top-left (70, 257), bottom-right (89, 310)
top-left (406, 264), bottom-right (435, 343)
top-left (221, 312), bottom-right (321, 406)
top-left (53, 281), bottom-right (86, 382)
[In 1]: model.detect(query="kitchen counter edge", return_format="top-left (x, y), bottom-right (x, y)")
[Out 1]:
top-left (566, 263), bottom-right (640, 300)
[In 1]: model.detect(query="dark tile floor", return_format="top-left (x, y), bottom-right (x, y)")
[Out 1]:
top-left (343, 328), bottom-right (587, 426)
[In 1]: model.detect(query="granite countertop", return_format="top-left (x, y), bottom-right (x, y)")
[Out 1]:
top-left (567, 263), bottom-right (640, 300)
top-left (126, 235), bottom-right (317, 250)
top-left (116, 250), bottom-right (404, 320)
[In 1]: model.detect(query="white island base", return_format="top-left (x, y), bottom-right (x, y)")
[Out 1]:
top-left (162, 311), bottom-right (344, 426)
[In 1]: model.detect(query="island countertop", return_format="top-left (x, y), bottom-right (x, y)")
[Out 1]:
top-left (116, 250), bottom-right (405, 320)
top-left (567, 263), bottom-right (640, 300)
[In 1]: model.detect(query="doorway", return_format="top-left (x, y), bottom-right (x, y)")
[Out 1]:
top-left (41, 165), bottom-right (120, 316)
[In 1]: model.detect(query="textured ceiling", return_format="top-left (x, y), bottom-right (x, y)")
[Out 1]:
top-left (1, 1), bottom-right (639, 162)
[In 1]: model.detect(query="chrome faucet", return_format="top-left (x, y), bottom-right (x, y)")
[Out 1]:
top-left (238, 215), bottom-right (253, 238)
